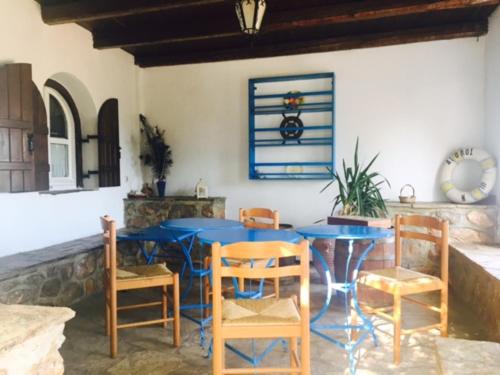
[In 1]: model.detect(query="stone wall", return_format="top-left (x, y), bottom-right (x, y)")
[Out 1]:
top-left (387, 202), bottom-right (498, 274)
top-left (0, 235), bottom-right (138, 307)
top-left (449, 243), bottom-right (500, 342)
top-left (124, 196), bottom-right (226, 229)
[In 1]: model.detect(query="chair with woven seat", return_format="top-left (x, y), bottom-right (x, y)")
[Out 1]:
top-left (239, 208), bottom-right (280, 298)
top-left (101, 216), bottom-right (181, 358)
top-left (357, 214), bottom-right (449, 364)
top-left (211, 240), bottom-right (310, 374)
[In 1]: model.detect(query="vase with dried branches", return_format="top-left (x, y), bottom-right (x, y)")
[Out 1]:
top-left (139, 114), bottom-right (173, 197)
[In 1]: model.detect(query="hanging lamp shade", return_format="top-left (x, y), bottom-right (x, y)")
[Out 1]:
top-left (235, 0), bottom-right (267, 35)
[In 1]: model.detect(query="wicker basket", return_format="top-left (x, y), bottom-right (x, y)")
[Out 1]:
top-left (399, 184), bottom-right (416, 204)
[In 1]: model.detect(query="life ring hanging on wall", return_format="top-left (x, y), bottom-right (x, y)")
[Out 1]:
top-left (440, 147), bottom-right (497, 204)
top-left (279, 111), bottom-right (304, 144)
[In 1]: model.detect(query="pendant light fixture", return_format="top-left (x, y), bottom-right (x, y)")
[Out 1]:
top-left (235, 0), bottom-right (267, 35)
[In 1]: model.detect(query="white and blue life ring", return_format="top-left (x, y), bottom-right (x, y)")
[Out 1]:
top-left (440, 148), bottom-right (496, 204)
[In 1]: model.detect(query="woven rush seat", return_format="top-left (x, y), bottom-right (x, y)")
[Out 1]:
top-left (359, 266), bottom-right (443, 294)
top-left (117, 263), bottom-right (173, 279)
top-left (222, 298), bottom-right (300, 326)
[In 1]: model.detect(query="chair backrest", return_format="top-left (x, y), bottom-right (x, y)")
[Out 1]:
top-left (211, 240), bottom-right (310, 317)
top-left (100, 215), bottom-right (117, 281)
top-left (395, 214), bottom-right (449, 281)
top-left (239, 208), bottom-right (279, 230)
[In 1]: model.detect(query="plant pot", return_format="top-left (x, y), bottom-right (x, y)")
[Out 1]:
top-left (156, 180), bottom-right (166, 197)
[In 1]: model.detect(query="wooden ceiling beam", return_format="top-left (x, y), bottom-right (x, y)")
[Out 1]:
top-left (135, 21), bottom-right (488, 67)
top-left (93, 0), bottom-right (499, 49)
top-left (41, 0), bottom-right (225, 25)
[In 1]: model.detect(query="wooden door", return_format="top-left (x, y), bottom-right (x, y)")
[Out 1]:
top-left (98, 98), bottom-right (120, 187)
top-left (0, 64), bottom-right (34, 192)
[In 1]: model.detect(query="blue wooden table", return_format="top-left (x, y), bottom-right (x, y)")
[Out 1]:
top-left (160, 218), bottom-right (244, 344)
top-left (296, 225), bottom-right (394, 374)
top-left (117, 226), bottom-right (192, 265)
top-left (198, 227), bottom-right (302, 366)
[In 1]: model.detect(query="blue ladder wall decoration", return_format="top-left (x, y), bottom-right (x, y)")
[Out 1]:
top-left (248, 72), bottom-right (335, 180)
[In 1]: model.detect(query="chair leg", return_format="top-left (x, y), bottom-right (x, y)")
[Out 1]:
top-left (393, 292), bottom-right (401, 365)
top-left (274, 259), bottom-right (280, 298)
top-left (440, 286), bottom-right (448, 337)
top-left (289, 337), bottom-right (298, 368)
top-left (105, 286), bottom-right (110, 336)
top-left (238, 277), bottom-right (245, 293)
top-left (301, 334), bottom-right (310, 375)
top-left (162, 285), bottom-right (168, 329)
top-left (110, 289), bottom-right (118, 358)
top-left (203, 257), bottom-right (211, 319)
top-left (213, 335), bottom-right (223, 374)
top-left (173, 274), bottom-right (181, 347)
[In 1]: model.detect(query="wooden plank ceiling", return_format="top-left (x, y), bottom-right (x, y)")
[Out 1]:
top-left (39, 0), bottom-right (500, 67)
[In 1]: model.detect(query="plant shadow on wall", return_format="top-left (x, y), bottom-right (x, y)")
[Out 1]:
top-left (139, 114), bottom-right (173, 197)
top-left (321, 137), bottom-right (391, 218)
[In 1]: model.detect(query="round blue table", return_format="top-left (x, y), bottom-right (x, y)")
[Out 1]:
top-left (161, 218), bottom-right (243, 232)
top-left (296, 225), bottom-right (394, 374)
top-left (198, 227), bottom-right (301, 245)
top-left (117, 226), bottom-right (192, 264)
top-left (159, 218), bottom-right (244, 345)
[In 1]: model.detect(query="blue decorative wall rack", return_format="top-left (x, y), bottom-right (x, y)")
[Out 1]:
top-left (248, 73), bottom-right (335, 180)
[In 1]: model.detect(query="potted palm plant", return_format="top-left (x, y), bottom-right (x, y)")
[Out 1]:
top-left (313, 138), bottom-right (393, 294)
top-left (139, 114), bottom-right (173, 197)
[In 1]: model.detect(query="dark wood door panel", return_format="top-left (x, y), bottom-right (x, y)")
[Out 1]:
top-left (0, 63), bottom-right (35, 192)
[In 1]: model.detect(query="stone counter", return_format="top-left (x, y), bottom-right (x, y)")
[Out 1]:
top-left (124, 196), bottom-right (226, 229)
top-left (387, 201), bottom-right (498, 273)
top-left (0, 304), bottom-right (75, 375)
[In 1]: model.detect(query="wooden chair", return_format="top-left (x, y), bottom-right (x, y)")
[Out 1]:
top-left (239, 208), bottom-right (280, 298)
top-left (357, 214), bottom-right (449, 364)
top-left (211, 240), bottom-right (310, 374)
top-left (101, 216), bottom-right (181, 358)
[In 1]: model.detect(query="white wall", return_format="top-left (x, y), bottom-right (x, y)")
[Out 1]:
top-left (486, 8), bottom-right (500, 200)
top-left (485, 8), bottom-right (500, 241)
top-left (0, 0), bottom-right (142, 256)
top-left (139, 38), bottom-right (486, 227)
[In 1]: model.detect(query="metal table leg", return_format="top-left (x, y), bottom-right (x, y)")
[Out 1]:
top-left (309, 239), bottom-right (378, 374)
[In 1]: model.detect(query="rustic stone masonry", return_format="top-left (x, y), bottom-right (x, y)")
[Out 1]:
top-left (0, 304), bottom-right (75, 375)
top-left (0, 234), bottom-right (138, 307)
top-left (387, 202), bottom-right (498, 274)
top-left (449, 243), bottom-right (500, 342)
top-left (124, 196), bottom-right (226, 229)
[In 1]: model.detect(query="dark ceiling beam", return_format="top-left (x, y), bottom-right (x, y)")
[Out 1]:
top-left (41, 0), bottom-right (225, 25)
top-left (135, 21), bottom-right (487, 67)
top-left (93, 0), bottom-right (500, 49)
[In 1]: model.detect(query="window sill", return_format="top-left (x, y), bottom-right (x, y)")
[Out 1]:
top-left (38, 188), bottom-right (97, 195)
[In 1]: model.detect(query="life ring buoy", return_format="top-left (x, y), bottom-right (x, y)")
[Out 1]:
top-left (440, 147), bottom-right (496, 204)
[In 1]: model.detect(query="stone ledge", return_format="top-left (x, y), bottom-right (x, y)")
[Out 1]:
top-left (449, 243), bottom-right (500, 342)
top-left (0, 230), bottom-right (137, 307)
top-left (387, 201), bottom-right (498, 209)
top-left (0, 233), bottom-right (103, 282)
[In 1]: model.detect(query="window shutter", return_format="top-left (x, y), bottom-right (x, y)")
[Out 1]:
top-left (32, 83), bottom-right (49, 191)
top-left (0, 64), bottom-right (35, 192)
top-left (98, 98), bottom-right (120, 187)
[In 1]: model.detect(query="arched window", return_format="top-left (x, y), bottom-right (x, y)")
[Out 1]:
top-left (45, 87), bottom-right (77, 189)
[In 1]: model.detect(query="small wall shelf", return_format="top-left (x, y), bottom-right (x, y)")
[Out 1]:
top-left (248, 73), bottom-right (335, 180)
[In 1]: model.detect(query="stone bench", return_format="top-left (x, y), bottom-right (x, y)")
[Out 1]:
top-left (449, 243), bottom-right (500, 342)
top-left (0, 232), bottom-right (137, 307)
top-left (0, 304), bottom-right (75, 375)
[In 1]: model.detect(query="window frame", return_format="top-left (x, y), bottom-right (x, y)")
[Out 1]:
top-left (45, 87), bottom-right (77, 190)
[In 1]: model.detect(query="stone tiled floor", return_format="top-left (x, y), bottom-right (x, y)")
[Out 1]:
top-left (61, 277), bottom-right (492, 375)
